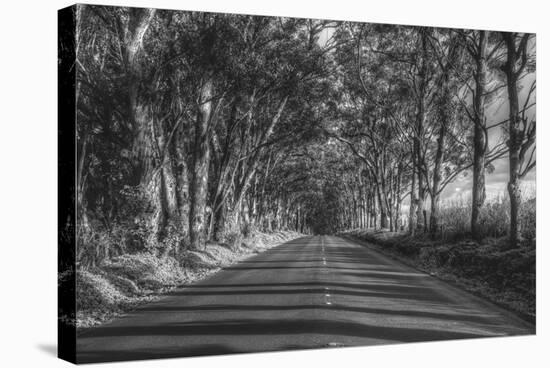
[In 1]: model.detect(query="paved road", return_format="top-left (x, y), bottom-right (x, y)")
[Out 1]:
top-left (77, 235), bottom-right (534, 363)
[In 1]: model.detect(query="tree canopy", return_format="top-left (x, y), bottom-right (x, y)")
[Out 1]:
top-left (74, 5), bottom-right (536, 267)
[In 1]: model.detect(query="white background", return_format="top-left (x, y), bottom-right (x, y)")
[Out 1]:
top-left (0, 0), bottom-right (547, 367)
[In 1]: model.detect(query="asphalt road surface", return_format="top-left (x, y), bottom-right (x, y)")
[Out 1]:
top-left (76, 235), bottom-right (535, 363)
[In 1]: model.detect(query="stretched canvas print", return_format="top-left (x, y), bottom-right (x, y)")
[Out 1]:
top-left (58, 3), bottom-right (536, 364)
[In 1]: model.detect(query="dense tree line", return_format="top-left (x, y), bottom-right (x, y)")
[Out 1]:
top-left (75, 6), bottom-right (340, 264)
top-left (75, 6), bottom-right (535, 267)
top-left (322, 25), bottom-right (535, 246)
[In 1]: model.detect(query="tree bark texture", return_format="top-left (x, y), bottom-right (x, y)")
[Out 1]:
top-left (471, 30), bottom-right (488, 241)
top-left (189, 77), bottom-right (214, 250)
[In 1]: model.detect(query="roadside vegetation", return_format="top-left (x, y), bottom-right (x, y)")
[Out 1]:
top-left (65, 6), bottom-right (337, 328)
top-left (73, 230), bottom-right (300, 328)
top-left (344, 191), bottom-right (536, 320)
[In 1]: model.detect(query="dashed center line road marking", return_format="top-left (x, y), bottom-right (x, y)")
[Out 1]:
top-left (320, 237), bottom-right (332, 307)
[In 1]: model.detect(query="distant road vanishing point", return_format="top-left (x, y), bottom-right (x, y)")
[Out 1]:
top-left (76, 236), bottom-right (534, 363)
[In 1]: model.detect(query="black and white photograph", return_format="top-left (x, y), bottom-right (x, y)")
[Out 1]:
top-left (5, 0), bottom-right (550, 366)
top-left (55, 3), bottom-right (539, 364)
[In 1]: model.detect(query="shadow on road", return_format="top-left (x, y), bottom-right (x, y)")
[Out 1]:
top-left (78, 344), bottom-right (238, 363)
top-left (76, 236), bottom-right (534, 364)
top-left (82, 317), bottom-right (496, 339)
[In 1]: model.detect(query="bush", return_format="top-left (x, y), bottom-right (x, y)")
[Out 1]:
top-left (224, 231), bottom-right (244, 250)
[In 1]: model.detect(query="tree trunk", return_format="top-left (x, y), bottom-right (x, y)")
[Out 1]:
top-left (430, 93), bottom-right (449, 238)
top-left (471, 30), bottom-right (488, 241)
top-left (395, 166), bottom-right (402, 231)
top-left (159, 155), bottom-right (179, 245)
top-left (354, 190), bottom-right (358, 229)
top-left (122, 8), bottom-right (160, 249)
top-left (368, 194), bottom-right (372, 229)
top-left (171, 127), bottom-right (189, 242)
top-left (415, 29), bottom-right (429, 234)
top-left (76, 133), bottom-right (89, 233)
top-left (371, 190), bottom-right (377, 229)
top-left (126, 8), bottom-right (156, 180)
top-left (502, 32), bottom-right (523, 248)
top-left (429, 193), bottom-right (440, 237)
top-left (376, 184), bottom-right (388, 229)
top-left (359, 185), bottom-right (365, 228)
top-left (423, 209), bottom-right (428, 231)
top-left (416, 172), bottom-right (425, 233)
top-left (189, 77), bottom-right (213, 250)
top-left (409, 165), bottom-right (417, 235)
top-left (212, 203), bottom-right (227, 241)
top-left (158, 121), bottom-right (179, 234)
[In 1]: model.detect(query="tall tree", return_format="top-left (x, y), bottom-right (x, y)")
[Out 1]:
top-left (469, 30), bottom-right (489, 241)
top-left (501, 32), bottom-right (536, 247)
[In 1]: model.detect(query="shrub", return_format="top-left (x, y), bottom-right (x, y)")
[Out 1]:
top-left (224, 231), bottom-right (244, 250)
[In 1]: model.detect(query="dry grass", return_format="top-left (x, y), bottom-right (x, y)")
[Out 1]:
top-left (439, 188), bottom-right (536, 243)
